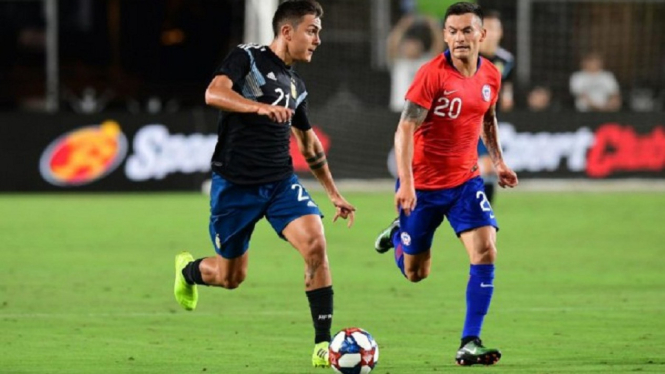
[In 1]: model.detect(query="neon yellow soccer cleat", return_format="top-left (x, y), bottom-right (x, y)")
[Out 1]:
top-left (312, 341), bottom-right (330, 368)
top-left (174, 251), bottom-right (198, 311)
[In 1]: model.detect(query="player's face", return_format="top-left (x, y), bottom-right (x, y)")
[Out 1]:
top-left (288, 15), bottom-right (322, 63)
top-left (444, 13), bottom-right (486, 61)
top-left (582, 56), bottom-right (602, 72)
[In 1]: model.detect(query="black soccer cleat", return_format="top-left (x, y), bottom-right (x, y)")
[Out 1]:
top-left (374, 218), bottom-right (400, 254)
top-left (455, 338), bottom-right (502, 366)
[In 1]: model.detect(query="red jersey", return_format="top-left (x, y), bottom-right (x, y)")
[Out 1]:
top-left (405, 50), bottom-right (501, 190)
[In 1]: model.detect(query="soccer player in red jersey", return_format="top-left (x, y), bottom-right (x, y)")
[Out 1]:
top-left (374, 2), bottom-right (518, 366)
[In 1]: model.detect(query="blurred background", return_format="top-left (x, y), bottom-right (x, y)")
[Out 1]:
top-left (2, 3), bottom-right (664, 372)
top-left (1, 0), bottom-right (664, 191)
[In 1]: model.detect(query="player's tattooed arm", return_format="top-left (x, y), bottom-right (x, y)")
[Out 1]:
top-left (292, 128), bottom-right (328, 170)
top-left (306, 152), bottom-right (327, 170)
top-left (482, 103), bottom-right (519, 188)
top-left (400, 100), bottom-right (428, 128)
top-left (394, 100), bottom-right (427, 214)
top-left (480, 103), bottom-right (505, 166)
top-left (292, 127), bottom-right (356, 226)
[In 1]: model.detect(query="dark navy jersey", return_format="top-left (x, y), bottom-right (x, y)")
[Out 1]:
top-left (480, 47), bottom-right (514, 84)
top-left (210, 44), bottom-right (312, 185)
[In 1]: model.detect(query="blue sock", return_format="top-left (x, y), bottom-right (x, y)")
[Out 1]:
top-left (462, 264), bottom-right (495, 339)
top-left (391, 231), bottom-right (406, 277)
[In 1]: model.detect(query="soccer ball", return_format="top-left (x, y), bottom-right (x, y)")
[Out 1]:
top-left (329, 327), bottom-right (379, 374)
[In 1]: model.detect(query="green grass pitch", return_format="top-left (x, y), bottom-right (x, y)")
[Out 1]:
top-left (1, 191), bottom-right (664, 373)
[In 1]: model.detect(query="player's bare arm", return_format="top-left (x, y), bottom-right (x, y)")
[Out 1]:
top-left (205, 75), bottom-right (293, 123)
top-left (292, 127), bottom-right (355, 227)
top-left (481, 104), bottom-right (518, 188)
top-left (394, 100), bottom-right (428, 215)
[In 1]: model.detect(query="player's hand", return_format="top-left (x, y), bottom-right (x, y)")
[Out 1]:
top-left (495, 163), bottom-right (518, 188)
top-left (256, 103), bottom-right (294, 123)
top-left (395, 184), bottom-right (417, 216)
top-left (331, 195), bottom-right (355, 228)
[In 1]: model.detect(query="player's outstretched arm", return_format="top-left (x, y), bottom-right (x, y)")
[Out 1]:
top-left (480, 104), bottom-right (518, 188)
top-left (205, 75), bottom-right (293, 123)
top-left (292, 127), bottom-right (355, 227)
top-left (394, 100), bottom-right (428, 215)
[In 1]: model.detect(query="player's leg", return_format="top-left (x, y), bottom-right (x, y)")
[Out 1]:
top-left (375, 189), bottom-right (444, 282)
top-left (173, 173), bottom-right (264, 310)
top-left (447, 177), bottom-right (501, 366)
top-left (455, 226), bottom-right (501, 366)
top-left (266, 175), bottom-right (331, 368)
top-left (197, 251), bottom-right (249, 288)
top-left (282, 215), bottom-right (332, 368)
top-left (174, 219), bottom-right (256, 309)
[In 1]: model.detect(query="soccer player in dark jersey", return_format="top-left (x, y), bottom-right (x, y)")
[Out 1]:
top-left (374, 2), bottom-right (518, 366)
top-left (477, 10), bottom-right (515, 203)
top-left (172, 0), bottom-right (354, 368)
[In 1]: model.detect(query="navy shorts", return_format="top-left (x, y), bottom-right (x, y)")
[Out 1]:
top-left (208, 173), bottom-right (322, 259)
top-left (398, 176), bottom-right (498, 256)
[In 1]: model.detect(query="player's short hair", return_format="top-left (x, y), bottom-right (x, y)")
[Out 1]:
top-left (272, 0), bottom-right (324, 37)
top-left (444, 2), bottom-right (484, 25)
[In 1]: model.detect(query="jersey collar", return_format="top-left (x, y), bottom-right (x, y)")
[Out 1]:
top-left (265, 45), bottom-right (294, 71)
top-left (444, 49), bottom-right (482, 76)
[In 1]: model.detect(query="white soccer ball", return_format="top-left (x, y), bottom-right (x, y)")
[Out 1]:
top-left (329, 327), bottom-right (379, 374)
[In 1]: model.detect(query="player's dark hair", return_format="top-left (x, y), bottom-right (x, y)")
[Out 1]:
top-left (483, 10), bottom-right (501, 21)
top-left (272, 0), bottom-right (324, 37)
top-left (444, 2), bottom-right (484, 25)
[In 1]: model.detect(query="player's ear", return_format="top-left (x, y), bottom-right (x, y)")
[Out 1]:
top-left (281, 23), bottom-right (293, 41)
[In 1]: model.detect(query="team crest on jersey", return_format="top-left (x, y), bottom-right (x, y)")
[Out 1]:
top-left (291, 78), bottom-right (297, 99)
top-left (400, 232), bottom-right (411, 246)
top-left (482, 84), bottom-right (491, 102)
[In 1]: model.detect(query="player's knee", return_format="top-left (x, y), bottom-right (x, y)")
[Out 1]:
top-left (405, 267), bottom-right (429, 283)
top-left (221, 274), bottom-right (245, 289)
top-left (300, 235), bottom-right (329, 286)
top-left (475, 241), bottom-right (497, 263)
top-left (301, 234), bottom-right (327, 262)
top-left (216, 269), bottom-right (246, 289)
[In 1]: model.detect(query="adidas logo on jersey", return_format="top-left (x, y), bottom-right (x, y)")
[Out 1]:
top-left (267, 72), bottom-right (277, 81)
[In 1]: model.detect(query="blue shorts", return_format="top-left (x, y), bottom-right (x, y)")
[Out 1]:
top-left (208, 173), bottom-right (322, 259)
top-left (397, 177), bottom-right (498, 256)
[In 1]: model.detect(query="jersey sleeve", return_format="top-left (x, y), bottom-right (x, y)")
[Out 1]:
top-left (213, 46), bottom-right (251, 86)
top-left (292, 97), bottom-right (312, 131)
top-left (405, 63), bottom-right (439, 110)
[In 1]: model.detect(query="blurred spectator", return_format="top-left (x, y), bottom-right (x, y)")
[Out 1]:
top-left (527, 85), bottom-right (553, 112)
top-left (63, 86), bottom-right (114, 114)
top-left (387, 14), bottom-right (443, 112)
top-left (569, 52), bottom-right (621, 112)
top-left (127, 95), bottom-right (180, 114)
top-left (0, 1), bottom-right (46, 110)
top-left (479, 10), bottom-right (514, 112)
top-left (628, 79), bottom-right (657, 112)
